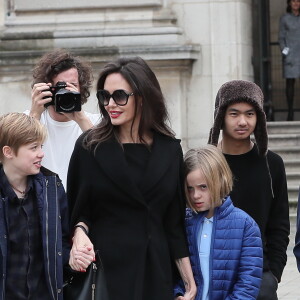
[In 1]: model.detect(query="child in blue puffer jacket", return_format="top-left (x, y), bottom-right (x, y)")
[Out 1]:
top-left (174, 145), bottom-right (263, 300)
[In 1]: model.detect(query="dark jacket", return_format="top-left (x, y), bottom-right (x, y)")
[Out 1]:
top-left (174, 196), bottom-right (263, 300)
top-left (67, 131), bottom-right (189, 300)
top-left (0, 166), bottom-right (70, 300)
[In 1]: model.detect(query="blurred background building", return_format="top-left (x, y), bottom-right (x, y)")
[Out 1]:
top-left (0, 0), bottom-right (298, 149)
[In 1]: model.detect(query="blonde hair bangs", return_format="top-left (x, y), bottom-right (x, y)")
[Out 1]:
top-left (183, 145), bottom-right (233, 210)
top-left (0, 113), bottom-right (47, 161)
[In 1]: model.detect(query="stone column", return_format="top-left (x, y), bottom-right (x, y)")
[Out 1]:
top-left (171, 0), bottom-right (253, 148)
top-left (0, 0), bottom-right (5, 29)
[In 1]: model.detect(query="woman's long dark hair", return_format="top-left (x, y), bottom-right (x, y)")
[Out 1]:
top-left (84, 56), bottom-right (175, 150)
top-left (287, 0), bottom-right (300, 13)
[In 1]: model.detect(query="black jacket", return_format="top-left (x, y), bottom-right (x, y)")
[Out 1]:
top-left (0, 166), bottom-right (69, 300)
top-left (67, 131), bottom-right (189, 300)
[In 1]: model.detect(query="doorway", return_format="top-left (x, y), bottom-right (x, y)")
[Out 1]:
top-left (253, 0), bottom-right (300, 121)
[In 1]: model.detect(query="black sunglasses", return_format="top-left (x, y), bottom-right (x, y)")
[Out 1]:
top-left (96, 89), bottom-right (134, 106)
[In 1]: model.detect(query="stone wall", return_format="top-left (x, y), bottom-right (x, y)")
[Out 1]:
top-left (0, 0), bottom-right (253, 150)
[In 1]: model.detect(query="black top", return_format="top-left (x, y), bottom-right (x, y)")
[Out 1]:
top-left (224, 144), bottom-right (290, 282)
top-left (123, 143), bottom-right (151, 189)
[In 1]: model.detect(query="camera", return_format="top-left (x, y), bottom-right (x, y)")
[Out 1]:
top-left (44, 81), bottom-right (81, 113)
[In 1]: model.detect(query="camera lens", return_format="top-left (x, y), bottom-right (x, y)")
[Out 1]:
top-left (56, 94), bottom-right (76, 111)
top-left (54, 90), bottom-right (81, 112)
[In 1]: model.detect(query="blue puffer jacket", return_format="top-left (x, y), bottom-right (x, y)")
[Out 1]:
top-left (0, 166), bottom-right (70, 300)
top-left (174, 196), bottom-right (263, 300)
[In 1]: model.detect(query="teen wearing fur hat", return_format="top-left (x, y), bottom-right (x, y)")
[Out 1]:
top-left (208, 80), bottom-right (290, 300)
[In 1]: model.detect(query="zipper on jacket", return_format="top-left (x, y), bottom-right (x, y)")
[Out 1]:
top-left (43, 178), bottom-right (56, 300)
top-left (192, 214), bottom-right (204, 299)
top-left (53, 177), bottom-right (59, 299)
top-left (208, 207), bottom-right (218, 300)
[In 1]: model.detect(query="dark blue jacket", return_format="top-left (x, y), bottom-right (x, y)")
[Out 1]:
top-left (0, 166), bottom-right (70, 300)
top-left (294, 190), bottom-right (300, 272)
top-left (174, 196), bottom-right (263, 300)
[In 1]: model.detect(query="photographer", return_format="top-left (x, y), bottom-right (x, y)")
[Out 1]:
top-left (25, 49), bottom-right (100, 188)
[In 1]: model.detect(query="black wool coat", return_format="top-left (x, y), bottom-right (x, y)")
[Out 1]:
top-left (67, 131), bottom-right (189, 300)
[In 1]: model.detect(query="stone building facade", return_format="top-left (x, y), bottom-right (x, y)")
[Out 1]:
top-left (0, 0), bottom-right (253, 149)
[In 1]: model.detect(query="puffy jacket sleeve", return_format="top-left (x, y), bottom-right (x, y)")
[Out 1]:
top-left (226, 216), bottom-right (263, 300)
top-left (173, 279), bottom-right (185, 298)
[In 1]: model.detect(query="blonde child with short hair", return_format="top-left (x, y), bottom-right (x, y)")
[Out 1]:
top-left (0, 112), bottom-right (69, 300)
top-left (174, 145), bottom-right (263, 300)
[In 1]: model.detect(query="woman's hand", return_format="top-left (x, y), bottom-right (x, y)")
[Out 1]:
top-left (69, 224), bottom-right (95, 272)
top-left (175, 257), bottom-right (197, 300)
top-left (181, 288), bottom-right (197, 300)
top-left (175, 290), bottom-right (197, 300)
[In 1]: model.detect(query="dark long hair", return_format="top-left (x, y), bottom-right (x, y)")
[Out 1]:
top-left (286, 0), bottom-right (300, 13)
top-left (84, 56), bottom-right (174, 150)
top-left (32, 49), bottom-right (93, 104)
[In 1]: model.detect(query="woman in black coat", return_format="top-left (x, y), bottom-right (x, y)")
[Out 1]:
top-left (67, 57), bottom-right (196, 300)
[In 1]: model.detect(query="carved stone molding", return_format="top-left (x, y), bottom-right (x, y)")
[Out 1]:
top-left (12, 0), bottom-right (162, 11)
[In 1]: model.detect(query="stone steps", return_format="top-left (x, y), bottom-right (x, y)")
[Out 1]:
top-left (267, 121), bottom-right (300, 208)
top-left (267, 121), bottom-right (300, 134)
top-left (268, 146), bottom-right (300, 160)
top-left (286, 172), bottom-right (300, 186)
top-left (288, 185), bottom-right (299, 206)
top-left (284, 159), bottom-right (300, 172)
top-left (268, 133), bottom-right (300, 146)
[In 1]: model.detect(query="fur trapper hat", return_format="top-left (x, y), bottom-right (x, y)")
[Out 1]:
top-left (208, 80), bottom-right (268, 156)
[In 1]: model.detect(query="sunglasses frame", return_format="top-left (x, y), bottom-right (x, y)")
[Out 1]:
top-left (96, 89), bottom-right (134, 106)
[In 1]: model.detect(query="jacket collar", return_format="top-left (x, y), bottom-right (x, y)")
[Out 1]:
top-left (94, 132), bottom-right (179, 205)
top-left (187, 196), bottom-right (234, 220)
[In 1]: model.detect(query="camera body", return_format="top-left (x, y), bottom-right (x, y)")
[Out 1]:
top-left (44, 81), bottom-right (81, 113)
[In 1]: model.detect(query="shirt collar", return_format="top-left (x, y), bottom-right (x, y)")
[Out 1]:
top-left (203, 216), bottom-right (214, 223)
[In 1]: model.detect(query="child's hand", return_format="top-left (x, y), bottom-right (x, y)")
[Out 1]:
top-left (69, 225), bottom-right (95, 271)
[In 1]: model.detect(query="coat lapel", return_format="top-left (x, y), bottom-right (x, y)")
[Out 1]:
top-left (94, 139), bottom-right (146, 205)
top-left (140, 133), bottom-right (180, 195)
top-left (93, 134), bottom-right (180, 203)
